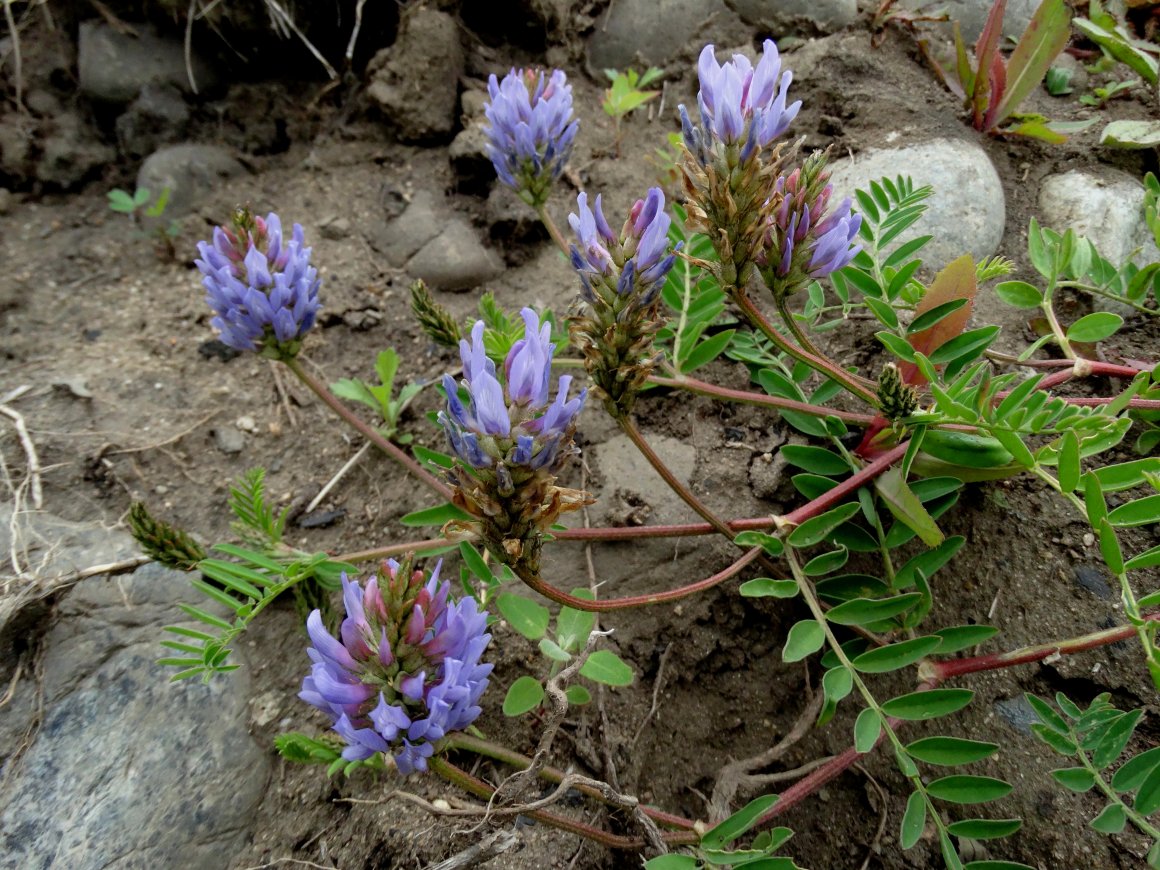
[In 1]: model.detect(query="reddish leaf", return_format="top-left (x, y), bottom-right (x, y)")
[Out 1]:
top-left (993, 0), bottom-right (1071, 125)
top-left (900, 254), bottom-right (977, 386)
top-left (972, 0), bottom-right (1006, 128)
top-left (981, 52), bottom-right (1007, 131)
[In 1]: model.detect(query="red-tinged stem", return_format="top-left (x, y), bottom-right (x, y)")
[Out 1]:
top-left (555, 518), bottom-right (774, 542)
top-left (513, 546), bottom-right (762, 612)
top-left (284, 357), bottom-right (453, 500)
top-left (732, 288), bottom-right (880, 406)
top-left (428, 757), bottom-right (701, 848)
top-left (988, 353), bottom-right (1153, 376)
top-left (336, 537), bottom-right (455, 564)
top-left (1064, 397), bottom-right (1160, 411)
top-left (444, 733), bottom-right (698, 830)
top-left (619, 415), bottom-right (743, 543)
top-left (754, 714), bottom-right (905, 826)
top-left (648, 375), bottom-right (876, 425)
top-left (921, 613), bottom-right (1160, 684)
top-left (781, 441), bottom-right (909, 527)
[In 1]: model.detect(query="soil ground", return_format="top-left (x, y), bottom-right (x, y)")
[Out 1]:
top-left (1, 5), bottom-right (1159, 869)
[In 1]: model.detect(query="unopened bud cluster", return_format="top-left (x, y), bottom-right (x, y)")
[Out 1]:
top-left (128, 502), bottom-right (207, 571)
top-left (567, 188), bottom-right (680, 415)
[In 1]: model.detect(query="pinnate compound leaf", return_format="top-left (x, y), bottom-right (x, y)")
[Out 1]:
top-left (881, 688), bottom-right (974, 721)
top-left (925, 775), bottom-right (1012, 804)
top-left (906, 736), bottom-right (999, 766)
top-left (1135, 764), bottom-right (1160, 815)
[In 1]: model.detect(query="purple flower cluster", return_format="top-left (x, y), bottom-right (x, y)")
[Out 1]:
top-left (680, 40), bottom-right (801, 163)
top-left (568, 187), bottom-right (679, 308)
top-left (766, 169), bottom-right (863, 282)
top-left (483, 69), bottom-right (579, 206)
top-left (299, 560), bottom-right (492, 775)
top-left (195, 211), bottom-right (321, 356)
top-left (440, 309), bottom-right (586, 471)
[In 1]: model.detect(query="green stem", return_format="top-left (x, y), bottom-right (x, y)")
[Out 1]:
top-left (733, 287), bottom-right (880, 406)
top-left (283, 357), bottom-right (453, 500)
top-left (775, 291), bottom-right (831, 366)
top-left (1078, 747), bottom-right (1160, 841)
top-left (1058, 280), bottom-right (1159, 316)
top-left (336, 537), bottom-right (457, 564)
top-left (648, 374), bottom-right (876, 425)
top-left (1041, 280), bottom-right (1076, 360)
top-left (428, 756), bottom-right (700, 848)
top-left (537, 205), bottom-right (571, 257)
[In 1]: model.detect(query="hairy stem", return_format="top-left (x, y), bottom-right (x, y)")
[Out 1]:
top-left (336, 537), bottom-right (457, 564)
top-left (537, 205), bottom-right (572, 257)
top-left (733, 287), bottom-right (880, 406)
top-left (511, 547), bottom-right (762, 612)
top-left (284, 357), bottom-right (452, 499)
top-left (648, 374), bottom-right (876, 425)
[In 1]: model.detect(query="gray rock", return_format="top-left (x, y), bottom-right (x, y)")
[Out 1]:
top-left (366, 7), bottom-right (464, 141)
top-left (115, 83), bottom-right (191, 159)
top-left (1073, 564), bottom-right (1113, 601)
top-left (320, 217), bottom-right (351, 240)
top-left (726, 0), bottom-right (857, 34)
top-left (486, 184), bottom-right (547, 250)
top-left (896, 0), bottom-right (1042, 43)
top-left (449, 122), bottom-right (495, 195)
top-left (0, 563), bottom-right (267, 870)
top-left (593, 433), bottom-right (699, 526)
top-left (586, 0), bottom-right (728, 72)
top-left (1038, 169), bottom-right (1160, 318)
top-left (994, 694), bottom-right (1039, 734)
top-left (212, 424), bottom-right (246, 454)
top-left (373, 190), bottom-right (443, 267)
top-left (407, 219), bottom-right (503, 292)
top-left (77, 21), bottom-right (218, 104)
top-left (1037, 169), bottom-right (1159, 268)
top-left (136, 144), bottom-right (246, 218)
top-left (35, 111), bottom-right (117, 189)
top-left (826, 137), bottom-right (1005, 270)
top-left (0, 187), bottom-right (11, 215)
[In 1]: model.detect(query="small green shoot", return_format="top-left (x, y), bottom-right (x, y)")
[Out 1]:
top-left (602, 66), bottom-right (663, 154)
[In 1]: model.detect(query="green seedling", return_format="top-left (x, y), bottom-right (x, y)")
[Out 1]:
top-left (107, 186), bottom-right (180, 257)
top-left (602, 66), bottom-right (663, 155)
top-left (1079, 78), bottom-right (1139, 107)
top-left (923, 0), bottom-right (1093, 142)
top-left (330, 349), bottom-right (425, 443)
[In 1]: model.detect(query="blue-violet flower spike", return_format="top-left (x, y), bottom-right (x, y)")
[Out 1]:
top-left (483, 69), bottom-right (579, 208)
top-left (195, 209), bottom-right (321, 358)
top-left (300, 559), bottom-right (492, 775)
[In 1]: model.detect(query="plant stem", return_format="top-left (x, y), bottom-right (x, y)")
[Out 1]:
top-left (444, 733), bottom-right (698, 830)
top-left (618, 415), bottom-right (742, 542)
top-left (1078, 747), bottom-right (1160, 841)
top-left (733, 287), bottom-right (880, 406)
top-left (648, 374), bottom-right (876, 425)
top-left (775, 291), bottom-right (831, 366)
top-left (511, 546), bottom-right (762, 612)
top-left (1041, 282), bottom-right (1076, 360)
top-left (922, 614), bottom-right (1160, 683)
top-left (283, 357), bottom-right (453, 500)
top-left (781, 441), bottom-right (909, 527)
top-left (336, 537), bottom-right (457, 564)
top-left (537, 204), bottom-right (572, 256)
top-left (1058, 280), bottom-right (1159, 316)
top-left (428, 756), bottom-right (700, 848)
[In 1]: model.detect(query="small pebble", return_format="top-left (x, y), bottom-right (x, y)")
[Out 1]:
top-left (236, 415), bottom-right (257, 433)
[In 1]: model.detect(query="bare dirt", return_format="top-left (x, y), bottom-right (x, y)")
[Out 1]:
top-left (1, 5), bottom-right (1159, 870)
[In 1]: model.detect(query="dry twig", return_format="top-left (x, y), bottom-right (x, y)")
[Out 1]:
top-left (0, 387), bottom-right (43, 509)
